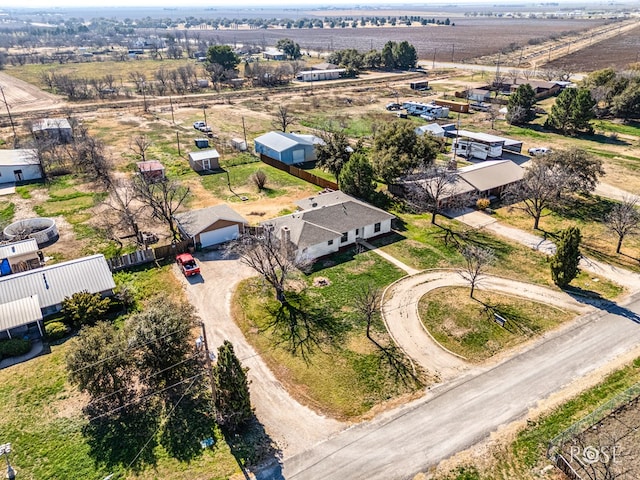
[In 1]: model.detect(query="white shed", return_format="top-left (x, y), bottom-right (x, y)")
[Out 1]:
top-left (0, 149), bottom-right (42, 183)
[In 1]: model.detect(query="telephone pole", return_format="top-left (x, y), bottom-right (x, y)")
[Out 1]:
top-left (200, 322), bottom-right (217, 410)
top-left (0, 85), bottom-right (17, 148)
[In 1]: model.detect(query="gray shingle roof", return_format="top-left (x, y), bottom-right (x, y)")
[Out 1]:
top-left (0, 254), bottom-right (115, 309)
top-left (174, 204), bottom-right (248, 237)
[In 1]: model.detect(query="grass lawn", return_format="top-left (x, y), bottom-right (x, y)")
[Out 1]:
top-left (435, 357), bottom-right (640, 480)
top-left (233, 248), bottom-right (424, 419)
top-left (6, 58), bottom-right (197, 90)
top-left (418, 286), bottom-right (576, 362)
top-left (0, 264), bottom-right (241, 480)
top-left (0, 201), bottom-right (15, 224)
top-left (371, 214), bottom-right (623, 299)
top-left (494, 195), bottom-right (640, 273)
top-left (199, 162), bottom-right (320, 201)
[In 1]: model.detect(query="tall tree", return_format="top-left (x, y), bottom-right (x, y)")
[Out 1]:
top-left (506, 83), bottom-right (536, 124)
top-left (546, 87), bottom-right (595, 134)
top-left (541, 148), bottom-right (604, 196)
top-left (381, 41), bottom-right (396, 70)
top-left (315, 130), bottom-right (352, 179)
top-left (132, 176), bottom-right (190, 241)
top-left (206, 45), bottom-right (239, 71)
top-left (412, 164), bottom-right (463, 224)
top-left (338, 153), bottom-right (377, 201)
top-left (214, 340), bottom-right (252, 433)
top-left (275, 38), bottom-right (301, 60)
top-left (550, 226), bottom-right (582, 288)
top-left (605, 196), bottom-right (640, 254)
top-left (394, 41), bottom-right (417, 69)
top-left (271, 105), bottom-right (297, 133)
top-left (459, 245), bottom-right (495, 298)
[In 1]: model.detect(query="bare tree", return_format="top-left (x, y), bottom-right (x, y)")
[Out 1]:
top-left (226, 229), bottom-right (311, 304)
top-left (130, 135), bottom-right (152, 162)
top-left (486, 106), bottom-right (501, 130)
top-left (411, 165), bottom-right (464, 224)
top-left (271, 105), bottom-right (297, 133)
top-left (101, 179), bottom-right (144, 245)
top-left (504, 157), bottom-right (564, 230)
top-left (507, 68), bottom-right (520, 84)
top-left (132, 176), bottom-right (189, 242)
top-left (251, 169), bottom-right (268, 190)
top-left (459, 245), bottom-right (495, 298)
top-left (353, 283), bottom-right (384, 349)
top-left (605, 196), bottom-right (640, 254)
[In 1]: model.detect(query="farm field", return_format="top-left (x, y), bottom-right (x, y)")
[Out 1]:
top-left (546, 23), bottom-right (640, 71)
top-left (140, 17), bottom-right (610, 63)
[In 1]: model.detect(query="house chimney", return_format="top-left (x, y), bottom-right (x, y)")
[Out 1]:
top-left (280, 226), bottom-right (292, 256)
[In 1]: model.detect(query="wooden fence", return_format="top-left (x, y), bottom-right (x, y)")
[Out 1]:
top-left (106, 239), bottom-right (192, 271)
top-left (260, 154), bottom-right (338, 190)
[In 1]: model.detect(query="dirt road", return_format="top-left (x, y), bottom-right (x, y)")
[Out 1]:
top-left (175, 251), bottom-right (344, 459)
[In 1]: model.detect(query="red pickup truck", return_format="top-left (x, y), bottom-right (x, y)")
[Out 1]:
top-left (176, 253), bottom-right (200, 277)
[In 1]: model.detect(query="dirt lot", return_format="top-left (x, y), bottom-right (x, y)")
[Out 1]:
top-left (0, 71), bottom-right (64, 113)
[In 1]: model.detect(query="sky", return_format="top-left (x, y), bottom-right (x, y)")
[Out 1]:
top-left (0, 0), bottom-right (608, 10)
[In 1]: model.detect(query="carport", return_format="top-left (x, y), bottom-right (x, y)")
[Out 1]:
top-left (0, 295), bottom-right (44, 340)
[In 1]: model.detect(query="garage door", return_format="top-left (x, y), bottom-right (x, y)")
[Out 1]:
top-left (292, 149), bottom-right (305, 163)
top-left (199, 225), bottom-right (239, 247)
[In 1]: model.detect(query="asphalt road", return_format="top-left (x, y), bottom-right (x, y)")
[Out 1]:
top-left (283, 292), bottom-right (640, 480)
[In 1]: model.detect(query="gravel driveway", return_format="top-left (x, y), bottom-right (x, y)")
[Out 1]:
top-left (175, 250), bottom-right (344, 458)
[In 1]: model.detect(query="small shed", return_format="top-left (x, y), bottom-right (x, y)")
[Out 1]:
top-left (0, 239), bottom-right (41, 276)
top-left (31, 118), bottom-right (73, 143)
top-left (174, 204), bottom-right (248, 248)
top-left (254, 132), bottom-right (321, 165)
top-left (415, 123), bottom-right (445, 137)
top-left (410, 80), bottom-right (429, 90)
top-left (136, 160), bottom-right (165, 181)
top-left (230, 138), bottom-right (247, 151)
top-left (188, 149), bottom-right (220, 172)
top-left (194, 138), bottom-right (210, 149)
top-left (0, 149), bottom-right (43, 183)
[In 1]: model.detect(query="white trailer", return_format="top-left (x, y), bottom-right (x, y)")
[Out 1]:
top-left (453, 139), bottom-right (502, 160)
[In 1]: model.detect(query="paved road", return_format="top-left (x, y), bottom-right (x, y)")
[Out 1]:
top-left (283, 293), bottom-right (640, 480)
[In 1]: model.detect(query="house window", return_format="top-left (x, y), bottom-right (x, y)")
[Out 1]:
top-left (328, 239), bottom-right (334, 246)
top-left (374, 222), bottom-right (381, 233)
top-left (341, 232), bottom-right (348, 243)
top-left (355, 228), bottom-right (360, 236)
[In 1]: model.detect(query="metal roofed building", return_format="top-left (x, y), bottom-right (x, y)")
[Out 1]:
top-left (0, 238), bottom-right (41, 276)
top-left (446, 129), bottom-right (523, 154)
top-left (0, 149), bottom-right (43, 183)
top-left (0, 295), bottom-right (43, 339)
top-left (254, 131), bottom-right (323, 164)
top-left (0, 254), bottom-right (115, 316)
top-left (31, 118), bottom-right (73, 143)
top-left (188, 149), bottom-right (220, 172)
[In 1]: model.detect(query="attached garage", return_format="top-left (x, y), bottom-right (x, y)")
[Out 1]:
top-left (174, 204), bottom-right (249, 249)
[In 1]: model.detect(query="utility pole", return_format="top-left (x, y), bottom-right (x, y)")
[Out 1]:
top-left (176, 131), bottom-right (181, 156)
top-left (242, 116), bottom-right (247, 149)
top-left (200, 322), bottom-right (217, 411)
top-left (169, 96), bottom-right (175, 124)
top-left (432, 48), bottom-right (436, 69)
top-left (202, 105), bottom-right (207, 126)
top-left (0, 85), bottom-right (17, 148)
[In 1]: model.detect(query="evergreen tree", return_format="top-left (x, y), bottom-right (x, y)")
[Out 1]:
top-left (381, 41), bottom-right (396, 70)
top-left (338, 153), bottom-right (377, 201)
top-left (550, 226), bottom-right (582, 288)
top-left (394, 41), bottom-right (418, 69)
top-left (547, 87), bottom-right (576, 134)
top-left (214, 340), bottom-right (252, 432)
top-left (206, 45), bottom-right (240, 71)
top-left (571, 88), bottom-right (596, 134)
top-left (61, 291), bottom-right (111, 329)
top-left (546, 87), bottom-right (595, 134)
top-left (506, 83), bottom-right (536, 124)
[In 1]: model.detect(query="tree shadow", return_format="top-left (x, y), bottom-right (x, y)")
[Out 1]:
top-left (222, 415), bottom-right (283, 480)
top-left (375, 344), bottom-right (425, 388)
top-left (83, 403), bottom-right (161, 471)
top-left (554, 195), bottom-right (618, 223)
top-left (264, 291), bottom-right (343, 360)
top-left (582, 132), bottom-right (631, 146)
top-left (478, 299), bottom-right (536, 336)
top-left (565, 287), bottom-right (640, 325)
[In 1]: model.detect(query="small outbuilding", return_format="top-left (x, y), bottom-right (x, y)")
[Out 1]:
top-left (254, 131), bottom-right (322, 165)
top-left (0, 149), bottom-right (43, 183)
top-left (230, 138), bottom-right (247, 151)
top-left (31, 118), bottom-right (73, 143)
top-left (415, 123), bottom-right (445, 137)
top-left (136, 160), bottom-right (165, 181)
top-left (263, 48), bottom-right (286, 60)
top-left (188, 149), bottom-right (220, 172)
top-left (0, 238), bottom-right (41, 276)
top-left (174, 204), bottom-right (248, 248)
top-left (296, 69), bottom-right (346, 82)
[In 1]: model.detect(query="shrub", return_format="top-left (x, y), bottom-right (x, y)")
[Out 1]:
top-left (476, 198), bottom-right (490, 210)
top-left (45, 321), bottom-right (71, 341)
top-left (0, 338), bottom-right (31, 360)
top-left (251, 169), bottom-right (268, 190)
top-left (61, 291), bottom-right (111, 329)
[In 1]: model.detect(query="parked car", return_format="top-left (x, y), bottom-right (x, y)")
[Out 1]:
top-left (199, 125), bottom-right (213, 133)
top-left (386, 102), bottom-right (402, 111)
top-left (396, 112), bottom-right (408, 119)
top-left (193, 121), bottom-right (206, 130)
top-left (176, 253), bottom-right (200, 277)
top-left (528, 147), bottom-right (551, 156)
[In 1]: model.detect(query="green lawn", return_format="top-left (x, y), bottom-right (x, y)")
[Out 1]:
top-left (418, 287), bottom-right (576, 362)
top-left (371, 214), bottom-right (623, 299)
top-left (233, 248), bottom-right (423, 419)
top-left (494, 195), bottom-right (640, 273)
top-left (0, 201), bottom-right (15, 224)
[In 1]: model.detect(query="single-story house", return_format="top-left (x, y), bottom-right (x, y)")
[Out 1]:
top-left (467, 89), bottom-right (492, 102)
top-left (254, 131), bottom-right (323, 165)
top-left (0, 254), bottom-right (115, 318)
top-left (508, 79), bottom-right (562, 99)
top-left (261, 191), bottom-right (395, 261)
top-left (0, 239), bottom-right (41, 276)
top-left (31, 118), bottom-right (73, 143)
top-left (188, 149), bottom-right (220, 172)
top-left (174, 204), bottom-right (248, 248)
top-left (415, 123), bottom-right (445, 137)
top-left (0, 149), bottom-right (43, 183)
top-left (296, 69), bottom-right (346, 82)
top-left (263, 48), bottom-right (286, 60)
top-left (136, 160), bottom-right (165, 181)
top-left (311, 62), bottom-right (339, 71)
